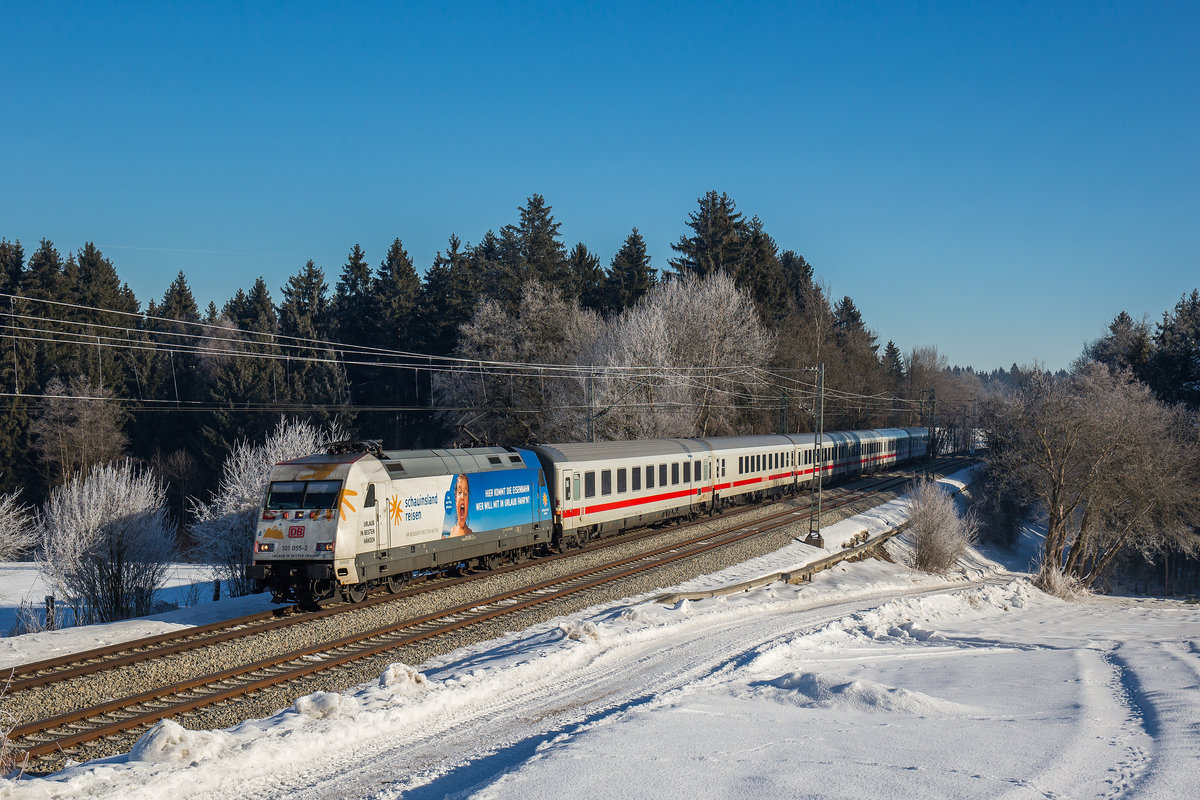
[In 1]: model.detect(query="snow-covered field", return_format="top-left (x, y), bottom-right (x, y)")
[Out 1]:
top-left (3, 468), bottom-right (1199, 800)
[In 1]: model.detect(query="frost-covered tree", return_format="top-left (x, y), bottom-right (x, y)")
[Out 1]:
top-left (907, 476), bottom-right (977, 573)
top-left (435, 281), bottom-right (605, 444)
top-left (0, 482), bottom-right (36, 560)
top-left (190, 418), bottom-right (345, 597)
top-left (37, 461), bottom-right (175, 624)
top-left (984, 363), bottom-right (1200, 591)
top-left (596, 271), bottom-right (775, 438)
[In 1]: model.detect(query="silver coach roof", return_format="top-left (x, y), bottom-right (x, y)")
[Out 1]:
top-left (694, 434), bottom-right (797, 450)
top-left (531, 438), bottom-right (711, 465)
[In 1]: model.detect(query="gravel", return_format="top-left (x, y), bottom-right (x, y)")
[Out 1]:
top-left (13, 482), bottom-right (907, 773)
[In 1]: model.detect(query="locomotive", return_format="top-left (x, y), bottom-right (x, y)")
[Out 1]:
top-left (248, 428), bottom-right (929, 606)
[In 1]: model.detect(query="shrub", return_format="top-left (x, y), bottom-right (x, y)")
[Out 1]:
top-left (908, 476), bottom-right (978, 574)
top-left (37, 461), bottom-right (175, 625)
top-left (0, 484), bottom-right (36, 561)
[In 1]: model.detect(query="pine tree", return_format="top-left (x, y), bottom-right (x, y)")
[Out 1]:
top-left (605, 228), bottom-right (657, 312)
top-left (331, 244), bottom-right (375, 401)
top-left (278, 259), bottom-right (347, 427)
top-left (486, 223), bottom-right (527, 311)
top-left (517, 194), bottom-right (570, 290)
top-left (779, 249), bottom-right (817, 313)
top-left (1149, 289), bottom-right (1200, 409)
top-left (373, 238), bottom-right (420, 350)
top-left (0, 239), bottom-right (32, 495)
top-left (882, 340), bottom-right (905, 385)
top-left (567, 242), bottom-right (605, 311)
top-left (833, 296), bottom-right (867, 340)
top-left (0, 238), bottom-right (24, 293)
top-left (136, 273), bottom-right (207, 476)
top-left (669, 191), bottom-right (745, 279)
top-left (203, 277), bottom-right (284, 464)
top-left (1084, 310), bottom-right (1152, 381)
top-left (243, 276), bottom-right (279, 335)
top-left (279, 261), bottom-right (331, 341)
top-left (738, 217), bottom-right (789, 324)
top-left (70, 243), bottom-right (140, 390)
top-left (420, 234), bottom-right (479, 357)
top-left (371, 239), bottom-right (421, 445)
top-left (20, 239), bottom-right (71, 387)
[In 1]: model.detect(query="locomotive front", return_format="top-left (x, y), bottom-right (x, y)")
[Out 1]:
top-left (247, 452), bottom-right (366, 605)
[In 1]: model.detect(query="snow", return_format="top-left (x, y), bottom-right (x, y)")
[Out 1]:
top-left (0, 565), bottom-right (274, 670)
top-left (4, 467), bottom-right (1199, 799)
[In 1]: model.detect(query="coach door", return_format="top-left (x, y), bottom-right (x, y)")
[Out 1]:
top-left (570, 471), bottom-right (582, 524)
top-left (369, 483), bottom-right (390, 551)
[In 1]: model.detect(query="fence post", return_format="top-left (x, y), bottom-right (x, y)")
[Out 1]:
top-left (212, 580), bottom-right (221, 602)
top-left (45, 595), bottom-right (56, 631)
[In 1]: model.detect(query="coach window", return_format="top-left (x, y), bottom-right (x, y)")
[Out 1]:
top-left (672, 463), bottom-right (680, 485)
top-left (659, 464), bottom-right (668, 486)
top-left (646, 465), bottom-right (655, 489)
top-left (364, 484), bottom-right (376, 508)
top-left (564, 476), bottom-right (571, 501)
top-left (617, 468), bottom-right (627, 493)
top-left (683, 461), bottom-right (691, 483)
top-left (632, 467), bottom-right (641, 492)
top-left (584, 471), bottom-right (595, 498)
top-left (601, 470), bottom-right (612, 496)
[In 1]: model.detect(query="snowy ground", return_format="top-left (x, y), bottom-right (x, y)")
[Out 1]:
top-left (4, 468), bottom-right (1199, 800)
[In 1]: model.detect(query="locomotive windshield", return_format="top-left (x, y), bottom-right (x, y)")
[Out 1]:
top-left (266, 480), bottom-right (342, 510)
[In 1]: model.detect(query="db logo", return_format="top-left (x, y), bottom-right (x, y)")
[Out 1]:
top-left (288, 526), bottom-right (305, 538)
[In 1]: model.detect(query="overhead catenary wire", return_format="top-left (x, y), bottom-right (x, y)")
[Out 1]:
top-left (0, 291), bottom-right (938, 422)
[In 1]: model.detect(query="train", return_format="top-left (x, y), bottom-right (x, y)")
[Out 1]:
top-left (247, 427), bottom-right (930, 606)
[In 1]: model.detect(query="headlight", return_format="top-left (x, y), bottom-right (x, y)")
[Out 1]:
top-left (316, 542), bottom-right (334, 552)
top-left (256, 542), bottom-right (275, 553)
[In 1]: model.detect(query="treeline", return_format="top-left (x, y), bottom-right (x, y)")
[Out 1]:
top-left (1, 192), bottom-right (970, 516)
top-left (981, 291), bottom-right (1200, 595)
top-left (1081, 296), bottom-right (1200, 410)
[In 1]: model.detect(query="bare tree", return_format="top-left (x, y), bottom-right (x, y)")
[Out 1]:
top-left (907, 475), bottom-right (978, 573)
top-left (0, 482), bottom-right (36, 561)
top-left (985, 363), bottom-right (1200, 592)
top-left (190, 418), bottom-right (344, 597)
top-left (37, 460), bottom-right (175, 624)
top-left (28, 375), bottom-right (129, 489)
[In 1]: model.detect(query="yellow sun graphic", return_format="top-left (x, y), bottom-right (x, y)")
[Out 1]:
top-left (338, 488), bottom-right (358, 521)
top-left (387, 496), bottom-right (403, 525)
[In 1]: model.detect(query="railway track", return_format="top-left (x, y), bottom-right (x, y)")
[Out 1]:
top-left (4, 456), bottom-right (972, 772)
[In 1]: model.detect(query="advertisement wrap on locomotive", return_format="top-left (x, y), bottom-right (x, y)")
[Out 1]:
top-left (248, 447), bottom-right (555, 606)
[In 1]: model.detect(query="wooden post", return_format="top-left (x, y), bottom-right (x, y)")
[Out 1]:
top-left (213, 580), bottom-right (221, 602)
top-left (45, 595), bottom-right (56, 631)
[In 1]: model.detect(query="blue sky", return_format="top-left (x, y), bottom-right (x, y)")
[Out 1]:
top-left (2, 1), bottom-right (1196, 373)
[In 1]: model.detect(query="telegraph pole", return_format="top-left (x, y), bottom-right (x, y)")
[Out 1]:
top-left (805, 362), bottom-right (825, 547)
top-left (928, 388), bottom-right (937, 458)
